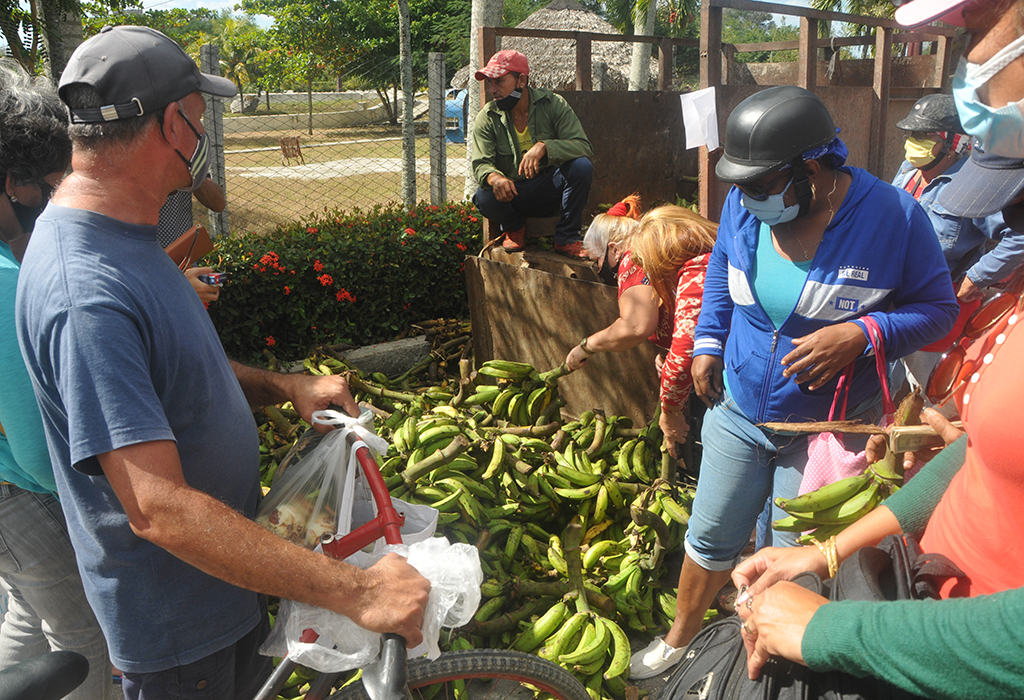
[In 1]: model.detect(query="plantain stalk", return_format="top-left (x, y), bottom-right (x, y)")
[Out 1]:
top-left (516, 580), bottom-right (615, 617)
top-left (263, 406), bottom-right (299, 438)
top-left (758, 420), bottom-right (886, 435)
top-left (462, 600), bottom-right (540, 637)
top-left (348, 374), bottom-right (418, 404)
top-left (563, 517), bottom-right (590, 613)
top-left (402, 435), bottom-right (471, 484)
top-left (476, 422), bottom-right (560, 438)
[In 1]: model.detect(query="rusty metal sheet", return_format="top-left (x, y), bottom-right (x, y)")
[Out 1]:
top-left (466, 253), bottom-right (660, 426)
top-left (560, 91), bottom-right (699, 216)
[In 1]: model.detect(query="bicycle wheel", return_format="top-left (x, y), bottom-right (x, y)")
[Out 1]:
top-left (328, 649), bottom-right (590, 700)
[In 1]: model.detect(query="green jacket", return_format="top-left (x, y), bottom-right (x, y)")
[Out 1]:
top-left (471, 86), bottom-right (594, 189)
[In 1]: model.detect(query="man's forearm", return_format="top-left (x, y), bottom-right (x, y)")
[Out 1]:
top-left (154, 484), bottom-right (376, 615)
top-left (231, 360), bottom-right (295, 408)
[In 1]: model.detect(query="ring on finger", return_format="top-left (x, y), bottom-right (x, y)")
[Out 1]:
top-left (745, 596), bottom-right (753, 611)
top-left (741, 621), bottom-right (755, 635)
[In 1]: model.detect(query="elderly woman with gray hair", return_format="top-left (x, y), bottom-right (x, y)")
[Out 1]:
top-left (0, 60), bottom-right (114, 698)
top-left (564, 195), bottom-right (673, 371)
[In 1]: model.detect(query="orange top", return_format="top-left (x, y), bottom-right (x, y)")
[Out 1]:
top-left (920, 308), bottom-right (1024, 598)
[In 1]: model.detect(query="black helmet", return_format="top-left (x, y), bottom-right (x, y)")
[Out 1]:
top-left (716, 86), bottom-right (837, 218)
top-left (716, 86), bottom-right (837, 185)
top-left (896, 94), bottom-right (963, 134)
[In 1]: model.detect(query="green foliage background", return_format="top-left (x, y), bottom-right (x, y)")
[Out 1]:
top-left (206, 202), bottom-right (482, 363)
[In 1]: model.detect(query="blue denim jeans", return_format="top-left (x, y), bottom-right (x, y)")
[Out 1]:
top-left (684, 393), bottom-right (880, 570)
top-left (121, 606), bottom-right (272, 700)
top-left (472, 157), bottom-right (593, 245)
top-left (0, 484), bottom-right (113, 700)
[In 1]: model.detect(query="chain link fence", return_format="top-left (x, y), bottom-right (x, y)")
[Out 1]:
top-left (202, 52), bottom-right (471, 237)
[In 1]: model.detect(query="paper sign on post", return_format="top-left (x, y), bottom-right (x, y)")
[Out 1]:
top-left (680, 87), bottom-right (719, 151)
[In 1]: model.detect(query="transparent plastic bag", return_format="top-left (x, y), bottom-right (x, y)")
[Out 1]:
top-left (255, 407), bottom-right (388, 548)
top-left (259, 537), bottom-right (483, 672)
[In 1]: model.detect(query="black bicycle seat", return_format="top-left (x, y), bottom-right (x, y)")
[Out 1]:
top-left (0, 651), bottom-right (88, 700)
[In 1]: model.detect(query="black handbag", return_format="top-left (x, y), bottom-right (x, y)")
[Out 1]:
top-left (658, 535), bottom-right (966, 700)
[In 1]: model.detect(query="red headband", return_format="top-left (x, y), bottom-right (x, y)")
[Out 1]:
top-left (607, 201), bottom-right (629, 217)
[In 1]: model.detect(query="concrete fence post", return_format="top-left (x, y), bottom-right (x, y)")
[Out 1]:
top-left (428, 53), bottom-right (447, 205)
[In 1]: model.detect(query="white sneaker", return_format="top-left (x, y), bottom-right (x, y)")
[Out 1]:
top-left (629, 636), bottom-right (687, 679)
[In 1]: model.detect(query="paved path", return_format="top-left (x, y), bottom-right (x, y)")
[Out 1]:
top-left (227, 155), bottom-right (471, 180)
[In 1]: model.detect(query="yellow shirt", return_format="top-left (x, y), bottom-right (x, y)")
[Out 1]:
top-left (516, 124), bottom-right (534, 156)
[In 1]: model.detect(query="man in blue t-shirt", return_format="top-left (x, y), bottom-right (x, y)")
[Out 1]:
top-left (15, 26), bottom-right (430, 700)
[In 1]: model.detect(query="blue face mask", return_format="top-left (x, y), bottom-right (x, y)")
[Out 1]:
top-left (740, 177), bottom-right (800, 226)
top-left (952, 33), bottom-right (1024, 159)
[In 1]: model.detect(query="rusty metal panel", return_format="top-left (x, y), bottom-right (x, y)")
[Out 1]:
top-left (466, 254), bottom-right (660, 425)
top-left (559, 91), bottom-right (699, 214)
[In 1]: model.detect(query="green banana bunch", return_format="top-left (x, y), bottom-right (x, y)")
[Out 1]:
top-left (774, 468), bottom-right (889, 534)
top-left (477, 360), bottom-right (537, 380)
top-left (514, 599), bottom-right (568, 653)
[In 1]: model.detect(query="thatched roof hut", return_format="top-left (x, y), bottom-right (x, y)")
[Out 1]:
top-left (451, 0), bottom-right (657, 91)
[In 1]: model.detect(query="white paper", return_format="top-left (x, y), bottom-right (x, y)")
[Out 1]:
top-left (680, 87), bottom-right (719, 151)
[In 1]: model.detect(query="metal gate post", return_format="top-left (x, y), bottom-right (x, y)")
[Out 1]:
top-left (200, 43), bottom-right (229, 239)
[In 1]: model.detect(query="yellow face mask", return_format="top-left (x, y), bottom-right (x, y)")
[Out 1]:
top-left (905, 136), bottom-right (939, 169)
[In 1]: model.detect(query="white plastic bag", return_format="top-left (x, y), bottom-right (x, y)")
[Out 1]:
top-left (259, 537), bottom-right (483, 672)
top-left (255, 407), bottom-right (387, 548)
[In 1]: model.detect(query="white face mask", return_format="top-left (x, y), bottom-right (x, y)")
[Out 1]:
top-left (952, 33), bottom-right (1024, 158)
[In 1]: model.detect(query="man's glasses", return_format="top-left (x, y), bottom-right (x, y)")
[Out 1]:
top-left (736, 170), bottom-right (791, 202)
top-left (925, 291), bottom-right (1024, 404)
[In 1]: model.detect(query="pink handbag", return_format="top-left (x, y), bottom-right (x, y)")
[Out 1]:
top-left (799, 317), bottom-right (895, 495)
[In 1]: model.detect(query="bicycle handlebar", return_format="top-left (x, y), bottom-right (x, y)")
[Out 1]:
top-left (253, 423), bottom-right (410, 700)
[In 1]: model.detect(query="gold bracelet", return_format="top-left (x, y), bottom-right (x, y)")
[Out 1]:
top-left (812, 536), bottom-right (839, 579)
top-left (579, 337), bottom-right (595, 355)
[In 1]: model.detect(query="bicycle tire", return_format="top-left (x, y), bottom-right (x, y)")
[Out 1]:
top-left (327, 649), bottom-right (591, 700)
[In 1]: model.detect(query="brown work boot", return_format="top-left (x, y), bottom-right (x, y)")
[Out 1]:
top-left (554, 240), bottom-right (587, 259)
top-left (502, 227), bottom-right (526, 252)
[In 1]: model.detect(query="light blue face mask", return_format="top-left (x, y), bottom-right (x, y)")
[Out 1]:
top-left (740, 177), bottom-right (800, 226)
top-left (952, 33), bottom-right (1024, 159)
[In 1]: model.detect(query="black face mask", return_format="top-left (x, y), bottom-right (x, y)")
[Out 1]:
top-left (495, 88), bottom-right (523, 112)
top-left (10, 199), bottom-right (46, 234)
top-left (596, 250), bottom-right (619, 286)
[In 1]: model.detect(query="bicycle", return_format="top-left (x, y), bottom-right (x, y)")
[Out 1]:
top-left (254, 429), bottom-right (590, 700)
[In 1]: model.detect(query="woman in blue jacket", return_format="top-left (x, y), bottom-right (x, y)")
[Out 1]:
top-left (630, 86), bottom-right (958, 679)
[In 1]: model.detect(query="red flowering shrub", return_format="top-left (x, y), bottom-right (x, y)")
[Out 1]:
top-left (206, 201), bottom-right (482, 363)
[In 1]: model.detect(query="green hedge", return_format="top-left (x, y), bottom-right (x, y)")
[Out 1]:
top-left (207, 202), bottom-right (482, 363)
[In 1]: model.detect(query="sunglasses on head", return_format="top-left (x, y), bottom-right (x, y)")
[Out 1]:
top-left (736, 169), bottom-right (791, 202)
top-left (925, 291), bottom-right (1024, 405)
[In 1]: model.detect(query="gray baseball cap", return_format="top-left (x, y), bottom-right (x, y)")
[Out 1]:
top-left (59, 25), bottom-right (237, 124)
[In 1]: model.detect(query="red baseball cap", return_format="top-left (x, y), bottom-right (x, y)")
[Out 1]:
top-left (474, 50), bottom-right (530, 80)
top-left (894, 0), bottom-right (973, 28)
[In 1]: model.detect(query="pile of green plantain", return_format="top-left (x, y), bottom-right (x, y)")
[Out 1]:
top-left (256, 347), bottom-right (700, 700)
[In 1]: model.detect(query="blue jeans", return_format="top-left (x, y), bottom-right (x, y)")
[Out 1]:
top-left (0, 484), bottom-right (113, 700)
top-left (684, 393), bottom-right (880, 570)
top-left (472, 157), bottom-right (593, 245)
top-left (121, 606), bottom-right (272, 700)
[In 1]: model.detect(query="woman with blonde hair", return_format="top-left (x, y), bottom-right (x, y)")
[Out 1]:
top-left (566, 195), bottom-right (672, 370)
top-left (628, 204), bottom-right (717, 453)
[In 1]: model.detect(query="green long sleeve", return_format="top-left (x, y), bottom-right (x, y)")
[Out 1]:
top-left (802, 588), bottom-right (1024, 699)
top-left (882, 434), bottom-right (967, 536)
